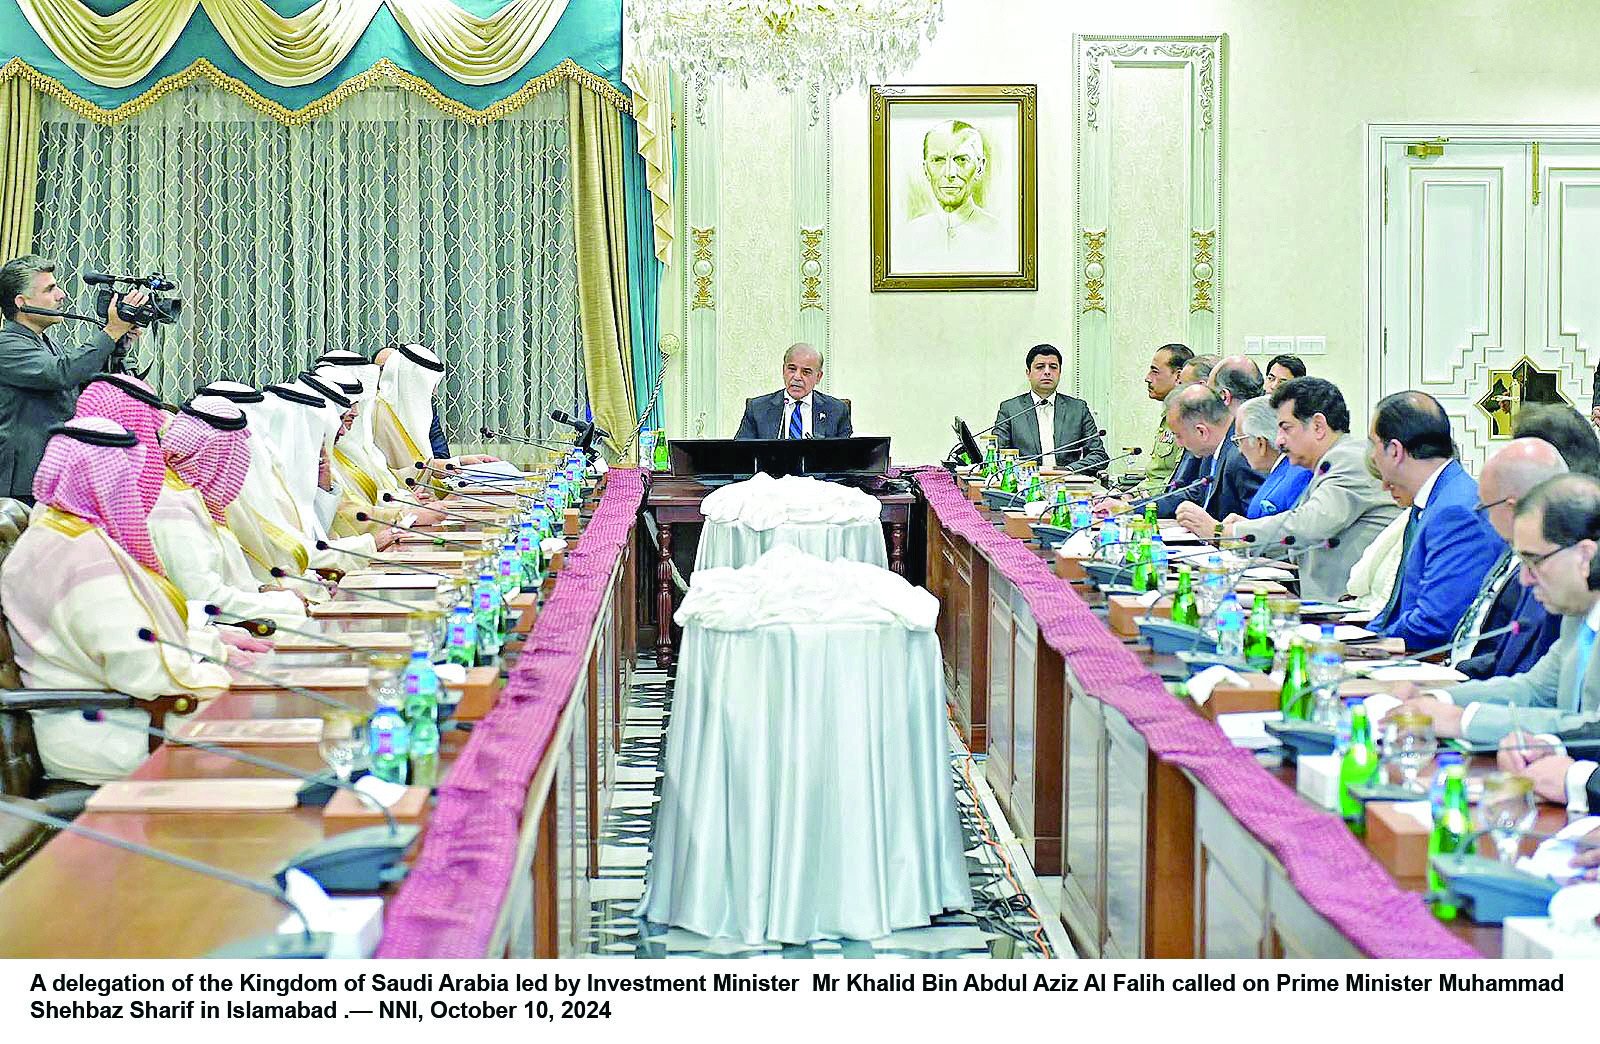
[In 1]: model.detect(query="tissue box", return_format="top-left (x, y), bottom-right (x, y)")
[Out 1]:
top-left (564, 508), bottom-right (582, 536)
top-left (1503, 916), bottom-right (1600, 958)
top-left (277, 896), bottom-right (384, 959)
top-left (1056, 551), bottom-right (1087, 582)
top-left (964, 479), bottom-right (985, 502)
top-left (451, 666), bottom-right (502, 721)
top-left (1364, 800), bottom-right (1434, 882)
top-left (1200, 673), bottom-right (1281, 719)
top-left (323, 786), bottom-right (429, 833)
top-left (1109, 594), bottom-right (1170, 637)
top-left (1002, 511), bottom-right (1034, 539)
top-left (509, 591), bottom-right (539, 634)
top-left (1296, 754), bottom-right (1343, 812)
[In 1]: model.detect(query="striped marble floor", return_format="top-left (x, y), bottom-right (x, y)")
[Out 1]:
top-left (583, 659), bottom-right (1075, 959)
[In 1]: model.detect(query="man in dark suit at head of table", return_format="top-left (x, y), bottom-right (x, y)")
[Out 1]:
top-left (734, 342), bottom-right (854, 440)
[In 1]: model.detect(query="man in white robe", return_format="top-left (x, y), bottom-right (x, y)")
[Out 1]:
top-left (3, 419), bottom-right (231, 783)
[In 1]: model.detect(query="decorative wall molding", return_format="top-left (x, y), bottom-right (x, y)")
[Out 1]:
top-left (791, 86), bottom-right (830, 358)
top-left (690, 227), bottom-right (716, 309)
top-left (799, 228), bottom-right (825, 310)
top-left (1081, 229), bottom-right (1106, 314)
top-left (1073, 33), bottom-right (1226, 455)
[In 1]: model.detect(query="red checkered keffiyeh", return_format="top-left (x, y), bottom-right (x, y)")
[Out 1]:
top-left (163, 397), bottom-right (252, 523)
top-left (73, 374), bottom-right (166, 511)
top-left (33, 417), bottom-right (164, 574)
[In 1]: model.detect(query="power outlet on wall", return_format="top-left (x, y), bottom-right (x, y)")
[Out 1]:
top-left (1263, 335), bottom-right (1296, 357)
top-left (1244, 336), bottom-right (1263, 355)
top-left (1295, 335), bottom-right (1327, 356)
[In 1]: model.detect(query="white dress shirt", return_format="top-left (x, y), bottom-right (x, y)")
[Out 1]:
top-left (782, 393), bottom-right (814, 439)
top-left (1034, 395), bottom-right (1055, 469)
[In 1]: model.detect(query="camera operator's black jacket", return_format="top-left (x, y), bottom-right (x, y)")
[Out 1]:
top-left (0, 319), bottom-right (118, 500)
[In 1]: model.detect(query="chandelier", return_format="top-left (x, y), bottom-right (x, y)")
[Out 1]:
top-left (630, 1), bottom-right (944, 96)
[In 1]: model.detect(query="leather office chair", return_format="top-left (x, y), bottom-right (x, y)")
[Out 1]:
top-left (0, 498), bottom-right (196, 880)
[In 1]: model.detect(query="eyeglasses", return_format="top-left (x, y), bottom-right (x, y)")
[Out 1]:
top-left (1516, 543), bottom-right (1576, 574)
top-left (1474, 496), bottom-right (1510, 515)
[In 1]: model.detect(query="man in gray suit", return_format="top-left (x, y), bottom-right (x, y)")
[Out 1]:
top-left (1394, 474), bottom-right (1600, 745)
top-left (1225, 377), bottom-right (1399, 602)
top-left (991, 344), bottom-right (1108, 473)
top-left (0, 255), bottom-right (145, 501)
top-left (734, 342), bottom-right (853, 440)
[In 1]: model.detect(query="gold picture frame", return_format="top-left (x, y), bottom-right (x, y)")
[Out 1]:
top-left (870, 83), bottom-right (1038, 291)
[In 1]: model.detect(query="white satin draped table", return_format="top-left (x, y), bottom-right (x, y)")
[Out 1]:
top-left (638, 546), bottom-right (972, 944)
top-left (694, 472), bottom-right (888, 570)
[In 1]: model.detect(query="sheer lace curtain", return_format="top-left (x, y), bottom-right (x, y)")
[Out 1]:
top-left (33, 85), bottom-right (583, 455)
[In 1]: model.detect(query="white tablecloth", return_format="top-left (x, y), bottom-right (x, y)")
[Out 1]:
top-left (638, 595), bottom-right (971, 942)
top-left (695, 517), bottom-right (887, 570)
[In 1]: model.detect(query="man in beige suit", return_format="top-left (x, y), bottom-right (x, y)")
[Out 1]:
top-left (1224, 377), bottom-right (1399, 602)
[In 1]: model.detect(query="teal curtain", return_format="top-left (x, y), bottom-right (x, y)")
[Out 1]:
top-left (622, 112), bottom-right (663, 430)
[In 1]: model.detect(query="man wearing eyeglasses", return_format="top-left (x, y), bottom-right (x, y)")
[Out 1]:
top-left (1367, 391), bottom-right (1505, 651)
top-left (1448, 438), bottom-right (1566, 679)
top-left (1392, 473), bottom-right (1600, 743)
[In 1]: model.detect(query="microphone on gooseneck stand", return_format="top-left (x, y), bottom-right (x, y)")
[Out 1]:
top-left (1380, 618), bottom-right (1529, 669)
top-left (379, 491), bottom-right (500, 526)
top-left (269, 567), bottom-right (430, 612)
top-left (352, 513), bottom-right (482, 548)
top-left (82, 711), bottom-right (418, 893)
top-left (549, 408), bottom-right (611, 441)
top-left (209, 613), bottom-right (276, 637)
top-left (478, 426), bottom-right (569, 452)
top-left (1061, 442), bottom-right (1132, 473)
top-left (135, 628), bottom-right (363, 715)
top-left (314, 539), bottom-right (456, 579)
top-left (203, 605), bottom-right (371, 656)
top-left (1105, 475), bottom-right (1212, 512)
top-left (413, 465), bottom-right (536, 504)
top-left (963, 401), bottom-right (1053, 443)
top-left (0, 800), bottom-right (332, 957)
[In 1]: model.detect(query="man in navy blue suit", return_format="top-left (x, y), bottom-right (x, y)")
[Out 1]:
top-left (1368, 391), bottom-right (1506, 651)
top-left (734, 342), bottom-right (853, 440)
top-left (1452, 437), bottom-right (1567, 678)
top-left (1156, 384), bottom-right (1262, 523)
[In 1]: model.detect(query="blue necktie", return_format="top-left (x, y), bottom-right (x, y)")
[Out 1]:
top-left (1571, 622), bottom-right (1597, 713)
top-left (787, 399), bottom-right (804, 440)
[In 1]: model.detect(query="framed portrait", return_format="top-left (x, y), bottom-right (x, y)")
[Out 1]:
top-left (869, 83), bottom-right (1038, 291)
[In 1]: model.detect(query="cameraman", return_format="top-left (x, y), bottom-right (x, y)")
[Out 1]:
top-left (0, 255), bottom-right (146, 502)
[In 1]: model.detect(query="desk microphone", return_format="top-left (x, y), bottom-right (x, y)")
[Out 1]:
top-left (353, 513), bottom-right (483, 548)
top-left (407, 477), bottom-right (525, 513)
top-left (203, 605), bottom-right (368, 655)
top-left (478, 426), bottom-right (568, 452)
top-left (84, 711), bottom-right (418, 893)
top-left (1108, 475), bottom-right (1212, 513)
top-left (981, 442), bottom-right (1130, 489)
top-left (1377, 619), bottom-right (1527, 669)
top-left (0, 799), bottom-right (331, 957)
top-left (270, 568), bottom-right (429, 612)
top-left (413, 466), bottom-right (535, 504)
top-left (208, 612), bottom-right (277, 637)
top-left (135, 628), bottom-right (362, 715)
top-left (314, 539), bottom-right (457, 579)
top-left (959, 401), bottom-right (1048, 444)
top-left (380, 491), bottom-right (503, 526)
top-left (550, 408), bottom-right (611, 441)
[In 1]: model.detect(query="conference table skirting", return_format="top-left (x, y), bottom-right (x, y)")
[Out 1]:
top-left (695, 518), bottom-right (888, 571)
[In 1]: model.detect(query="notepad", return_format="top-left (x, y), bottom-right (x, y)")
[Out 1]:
top-left (175, 718), bottom-right (324, 745)
top-left (87, 779), bottom-right (303, 812)
top-left (1296, 623), bottom-right (1375, 643)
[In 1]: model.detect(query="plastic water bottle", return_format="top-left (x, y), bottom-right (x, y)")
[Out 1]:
top-left (473, 571), bottom-right (503, 662)
top-left (1429, 752), bottom-right (1465, 819)
top-left (401, 647), bottom-right (441, 787)
top-left (1333, 697), bottom-right (1354, 754)
top-left (1215, 590), bottom-right (1246, 659)
top-left (444, 604), bottom-right (477, 668)
top-left (367, 693), bottom-right (410, 785)
top-left (517, 521), bottom-right (543, 588)
top-left (639, 429), bottom-right (657, 469)
top-left (497, 540), bottom-right (521, 599)
top-left (1149, 534), bottom-right (1170, 581)
top-left (1070, 498), bottom-right (1093, 531)
top-left (1097, 518), bottom-right (1121, 561)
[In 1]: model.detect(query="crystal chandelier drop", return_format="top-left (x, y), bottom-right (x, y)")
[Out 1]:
top-left (630, 1), bottom-right (944, 96)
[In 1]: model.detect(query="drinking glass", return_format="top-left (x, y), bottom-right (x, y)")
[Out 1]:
top-left (1381, 710), bottom-right (1437, 792)
top-left (1477, 772), bottom-right (1537, 864)
top-left (318, 712), bottom-right (368, 782)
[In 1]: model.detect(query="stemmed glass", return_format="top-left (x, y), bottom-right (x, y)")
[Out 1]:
top-left (1381, 710), bottom-right (1438, 792)
top-left (318, 712), bottom-right (368, 782)
top-left (1477, 772), bottom-right (1538, 864)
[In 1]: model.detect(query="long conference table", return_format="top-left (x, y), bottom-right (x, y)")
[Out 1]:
top-left (0, 461), bottom-right (1555, 958)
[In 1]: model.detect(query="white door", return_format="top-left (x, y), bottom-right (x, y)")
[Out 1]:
top-left (1377, 133), bottom-right (1600, 471)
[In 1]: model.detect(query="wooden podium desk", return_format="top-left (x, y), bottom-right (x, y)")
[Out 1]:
top-left (642, 473), bottom-right (915, 672)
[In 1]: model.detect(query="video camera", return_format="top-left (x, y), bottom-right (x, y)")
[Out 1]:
top-left (87, 272), bottom-right (183, 327)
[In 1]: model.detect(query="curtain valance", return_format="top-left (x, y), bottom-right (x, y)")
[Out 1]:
top-left (0, 0), bottom-right (626, 125)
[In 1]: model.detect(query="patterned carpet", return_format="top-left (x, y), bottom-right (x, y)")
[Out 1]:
top-left (583, 659), bottom-right (1073, 959)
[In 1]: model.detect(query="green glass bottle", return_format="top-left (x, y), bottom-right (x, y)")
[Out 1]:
top-left (1244, 590), bottom-right (1274, 669)
top-left (982, 438), bottom-right (998, 478)
top-left (652, 429), bottom-right (670, 471)
top-left (1170, 566), bottom-right (1199, 627)
top-left (1130, 534), bottom-right (1154, 592)
top-left (1050, 485), bottom-right (1071, 527)
top-left (1143, 502), bottom-right (1158, 529)
top-left (1338, 698), bottom-right (1381, 834)
top-left (1278, 638), bottom-right (1311, 720)
top-left (1027, 470), bottom-right (1044, 504)
top-left (1427, 765), bottom-right (1472, 921)
top-left (999, 454), bottom-right (1018, 493)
